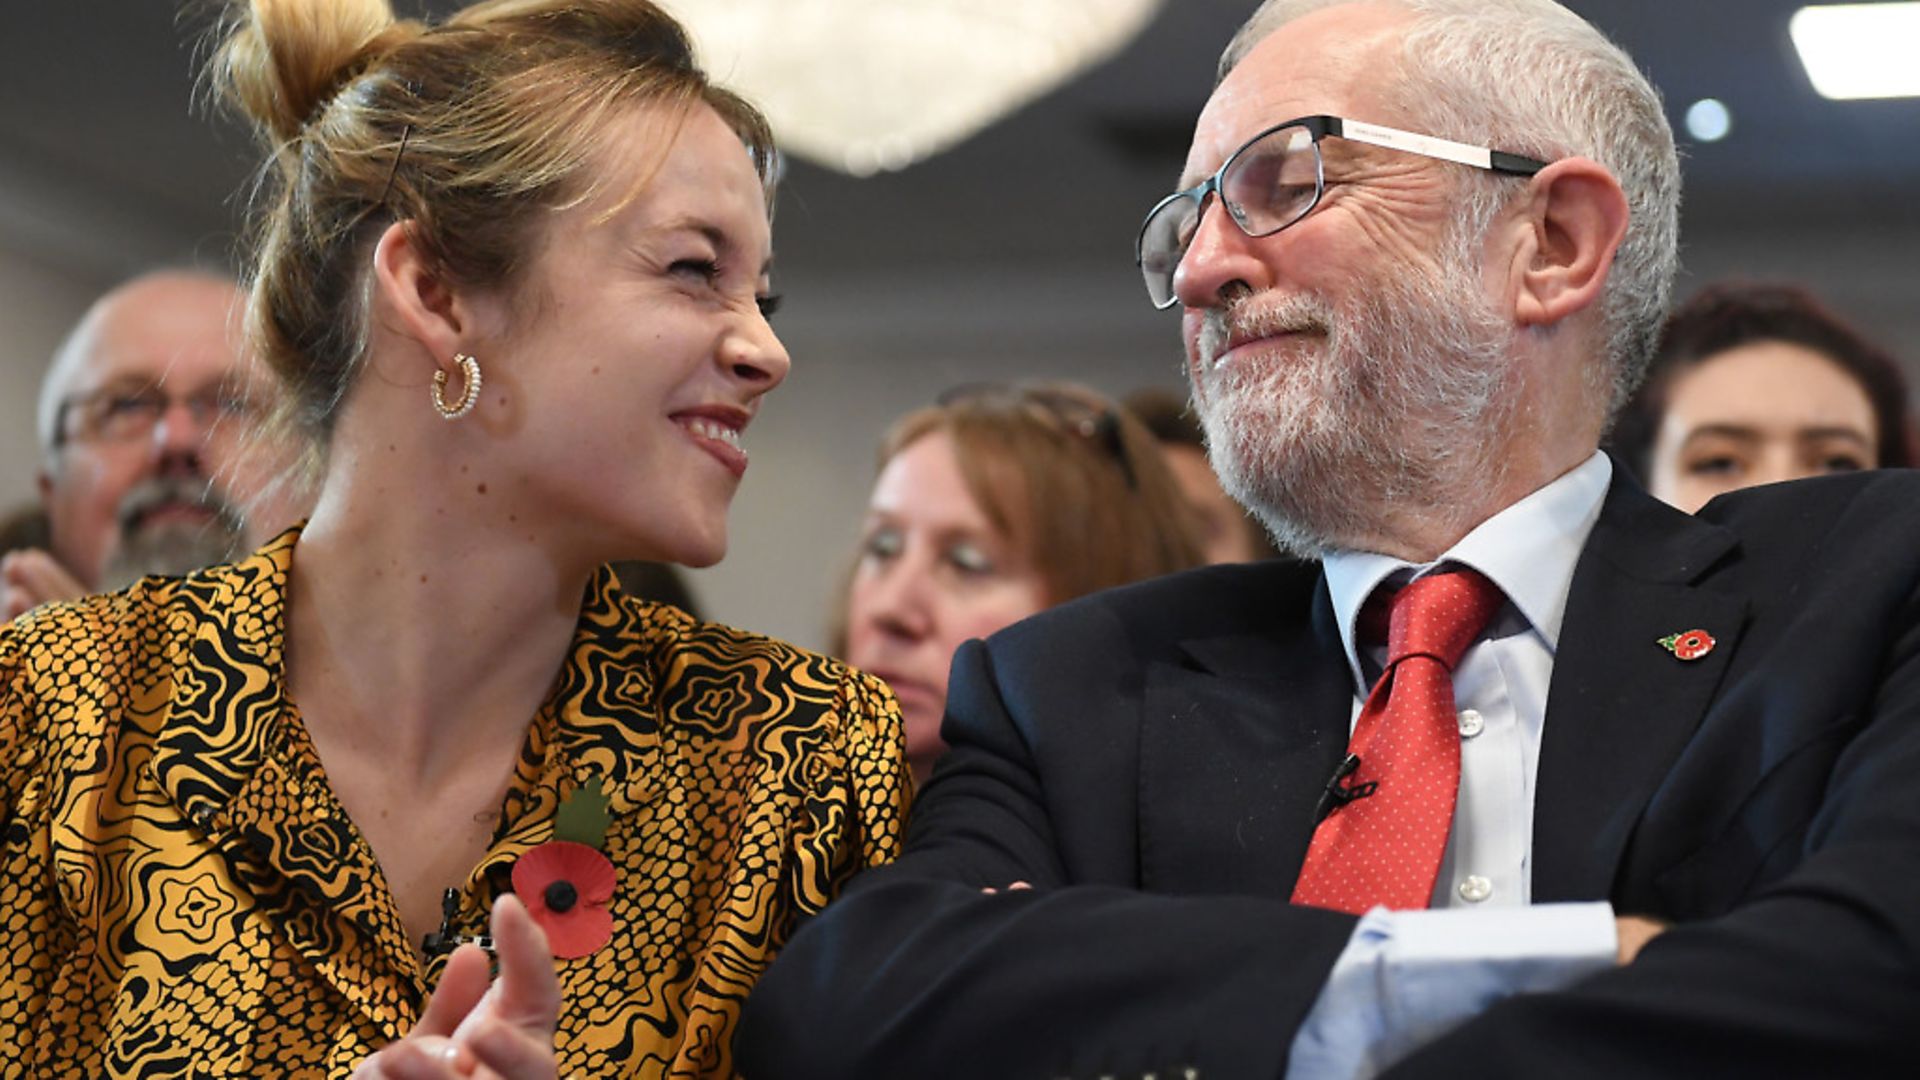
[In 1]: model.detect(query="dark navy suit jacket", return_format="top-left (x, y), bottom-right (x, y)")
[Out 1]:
top-left (740, 469), bottom-right (1920, 1079)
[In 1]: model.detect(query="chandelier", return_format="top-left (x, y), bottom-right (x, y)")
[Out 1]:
top-left (671, 0), bottom-right (1165, 175)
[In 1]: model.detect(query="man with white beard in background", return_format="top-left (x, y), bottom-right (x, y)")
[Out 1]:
top-left (3, 270), bottom-right (302, 619)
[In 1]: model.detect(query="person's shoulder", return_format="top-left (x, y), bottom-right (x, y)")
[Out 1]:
top-left (1684, 470), bottom-right (1920, 599)
top-left (1697, 468), bottom-right (1920, 545)
top-left (0, 578), bottom-right (192, 766)
top-left (607, 585), bottom-right (822, 667)
top-left (5, 577), bottom-right (177, 670)
top-left (3, 551), bottom-right (271, 683)
top-left (604, 583), bottom-right (885, 711)
top-left (993, 558), bottom-right (1323, 655)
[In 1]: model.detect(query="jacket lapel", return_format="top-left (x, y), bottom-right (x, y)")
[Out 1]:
top-left (1138, 574), bottom-right (1351, 897)
top-left (146, 531), bottom-right (429, 1039)
top-left (1533, 475), bottom-right (1746, 902)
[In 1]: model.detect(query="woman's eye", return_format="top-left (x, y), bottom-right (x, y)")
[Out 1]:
top-left (669, 258), bottom-right (722, 283)
top-left (860, 527), bottom-right (903, 562)
top-left (1820, 454), bottom-right (1867, 473)
top-left (756, 294), bottom-right (783, 319)
top-left (1684, 455), bottom-right (1742, 478)
top-left (945, 542), bottom-right (994, 576)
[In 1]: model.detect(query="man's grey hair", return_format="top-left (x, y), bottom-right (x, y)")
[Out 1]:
top-left (1219, 0), bottom-right (1681, 420)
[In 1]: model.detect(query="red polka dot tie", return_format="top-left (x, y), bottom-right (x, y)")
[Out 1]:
top-left (1290, 567), bottom-right (1505, 914)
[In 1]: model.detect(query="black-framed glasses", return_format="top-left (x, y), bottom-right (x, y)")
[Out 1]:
top-left (1134, 114), bottom-right (1550, 310)
top-left (52, 382), bottom-right (258, 450)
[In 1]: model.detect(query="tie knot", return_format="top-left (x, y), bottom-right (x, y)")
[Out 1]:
top-left (1370, 567), bottom-right (1504, 670)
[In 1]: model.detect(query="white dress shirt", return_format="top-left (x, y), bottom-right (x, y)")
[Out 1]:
top-left (1288, 451), bottom-right (1621, 1078)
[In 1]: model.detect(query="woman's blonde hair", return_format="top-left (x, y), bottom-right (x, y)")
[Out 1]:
top-left (209, 0), bottom-right (774, 448)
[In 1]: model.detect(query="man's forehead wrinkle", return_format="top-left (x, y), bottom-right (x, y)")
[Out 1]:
top-left (1185, 5), bottom-right (1410, 186)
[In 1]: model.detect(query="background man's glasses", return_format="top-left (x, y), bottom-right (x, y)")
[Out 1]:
top-left (53, 384), bottom-right (258, 449)
top-left (1134, 114), bottom-right (1549, 310)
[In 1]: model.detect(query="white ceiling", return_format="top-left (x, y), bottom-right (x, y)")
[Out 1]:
top-left (3, 1), bottom-right (1916, 286)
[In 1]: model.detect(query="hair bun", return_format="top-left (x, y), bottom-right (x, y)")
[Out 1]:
top-left (214, 0), bottom-right (420, 144)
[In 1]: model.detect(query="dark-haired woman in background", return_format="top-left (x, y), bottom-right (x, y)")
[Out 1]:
top-left (1609, 281), bottom-right (1914, 512)
top-left (0, 0), bottom-right (907, 1075)
top-left (841, 382), bottom-right (1204, 785)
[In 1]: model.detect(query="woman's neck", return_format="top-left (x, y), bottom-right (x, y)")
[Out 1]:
top-left (284, 439), bottom-right (592, 791)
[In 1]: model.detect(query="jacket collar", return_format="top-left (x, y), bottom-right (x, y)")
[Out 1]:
top-left (144, 528), bottom-right (669, 1030)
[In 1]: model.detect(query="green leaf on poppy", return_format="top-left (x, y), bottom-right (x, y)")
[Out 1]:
top-left (555, 775), bottom-right (611, 849)
top-left (1656, 633), bottom-right (1680, 653)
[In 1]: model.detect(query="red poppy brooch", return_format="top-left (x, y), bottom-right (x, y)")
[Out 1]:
top-left (513, 776), bottom-right (616, 959)
top-left (1657, 628), bottom-right (1716, 662)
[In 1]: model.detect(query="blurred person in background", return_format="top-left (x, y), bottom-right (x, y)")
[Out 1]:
top-left (0, 0), bottom-right (907, 1076)
top-left (1, 269), bottom-right (307, 620)
top-left (0, 504), bottom-right (50, 558)
top-left (1608, 281), bottom-right (1914, 513)
top-left (1126, 385), bottom-right (1281, 563)
top-left (841, 381), bottom-right (1203, 785)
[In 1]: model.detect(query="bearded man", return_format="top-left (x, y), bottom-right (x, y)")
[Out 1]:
top-left (3, 270), bottom-right (303, 620)
top-left (739, 1), bottom-right (1920, 1076)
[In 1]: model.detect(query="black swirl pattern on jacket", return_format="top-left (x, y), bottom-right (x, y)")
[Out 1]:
top-left (0, 530), bottom-right (910, 1076)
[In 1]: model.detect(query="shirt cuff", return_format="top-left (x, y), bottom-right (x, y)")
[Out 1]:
top-left (1287, 902), bottom-right (1617, 1080)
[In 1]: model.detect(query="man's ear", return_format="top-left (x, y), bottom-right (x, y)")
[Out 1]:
top-left (35, 467), bottom-right (52, 501)
top-left (1503, 157), bottom-right (1630, 329)
top-left (370, 221), bottom-right (478, 368)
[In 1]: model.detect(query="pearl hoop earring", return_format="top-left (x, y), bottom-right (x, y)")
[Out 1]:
top-left (432, 353), bottom-right (483, 420)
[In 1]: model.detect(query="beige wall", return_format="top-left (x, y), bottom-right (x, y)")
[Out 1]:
top-left (0, 249), bottom-right (111, 510)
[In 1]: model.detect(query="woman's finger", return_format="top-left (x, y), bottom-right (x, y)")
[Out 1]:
top-left (464, 1019), bottom-right (560, 1080)
top-left (352, 1036), bottom-right (475, 1079)
top-left (420, 943), bottom-right (494, 1038)
top-left (482, 894), bottom-right (560, 1035)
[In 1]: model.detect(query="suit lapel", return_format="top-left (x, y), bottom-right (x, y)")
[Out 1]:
top-left (1138, 576), bottom-right (1351, 897)
top-left (1533, 475), bottom-right (1746, 902)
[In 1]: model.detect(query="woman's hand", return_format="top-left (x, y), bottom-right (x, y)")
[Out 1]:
top-left (352, 894), bottom-right (562, 1079)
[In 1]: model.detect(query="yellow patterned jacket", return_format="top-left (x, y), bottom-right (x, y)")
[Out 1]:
top-left (0, 532), bottom-right (909, 1076)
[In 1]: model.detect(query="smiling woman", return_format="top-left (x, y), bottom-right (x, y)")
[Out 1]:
top-left (0, 1), bottom-right (908, 1077)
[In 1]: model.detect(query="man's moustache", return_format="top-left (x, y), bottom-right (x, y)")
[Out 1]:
top-left (1198, 293), bottom-right (1333, 369)
top-left (115, 477), bottom-right (239, 536)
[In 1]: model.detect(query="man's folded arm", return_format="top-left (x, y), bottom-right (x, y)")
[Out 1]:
top-left (738, 637), bottom-right (1359, 1080)
top-left (1383, 577), bottom-right (1920, 1078)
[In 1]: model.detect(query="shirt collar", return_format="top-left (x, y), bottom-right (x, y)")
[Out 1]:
top-left (1322, 451), bottom-right (1612, 692)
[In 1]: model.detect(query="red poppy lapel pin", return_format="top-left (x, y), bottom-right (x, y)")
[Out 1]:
top-left (513, 775), bottom-right (616, 959)
top-left (1657, 628), bottom-right (1716, 661)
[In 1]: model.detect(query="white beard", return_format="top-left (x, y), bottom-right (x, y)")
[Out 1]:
top-left (100, 475), bottom-right (246, 589)
top-left (1190, 250), bottom-right (1518, 559)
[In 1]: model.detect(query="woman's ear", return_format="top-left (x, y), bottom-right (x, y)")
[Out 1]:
top-left (1503, 157), bottom-right (1631, 329)
top-left (370, 221), bottom-right (473, 366)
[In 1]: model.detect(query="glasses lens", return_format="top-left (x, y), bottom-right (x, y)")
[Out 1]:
top-left (1221, 124), bottom-right (1319, 237)
top-left (1135, 124), bottom-right (1320, 310)
top-left (1138, 194), bottom-right (1199, 309)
